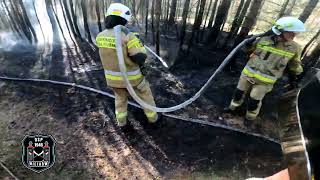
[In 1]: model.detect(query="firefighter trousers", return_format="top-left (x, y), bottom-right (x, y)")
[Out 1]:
top-left (111, 79), bottom-right (158, 126)
top-left (229, 75), bottom-right (273, 120)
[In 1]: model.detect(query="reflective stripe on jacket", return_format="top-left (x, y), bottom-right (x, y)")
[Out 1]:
top-left (242, 66), bottom-right (277, 84)
top-left (96, 25), bottom-right (146, 88)
top-left (104, 69), bottom-right (143, 81)
top-left (244, 36), bottom-right (303, 84)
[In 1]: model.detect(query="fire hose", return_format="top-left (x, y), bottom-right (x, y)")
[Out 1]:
top-left (0, 28), bottom-right (279, 144)
top-left (114, 25), bottom-right (264, 113)
top-left (0, 75), bottom-right (279, 144)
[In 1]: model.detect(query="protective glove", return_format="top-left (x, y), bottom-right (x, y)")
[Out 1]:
top-left (288, 73), bottom-right (299, 89)
top-left (289, 74), bottom-right (299, 89)
top-left (140, 65), bottom-right (147, 76)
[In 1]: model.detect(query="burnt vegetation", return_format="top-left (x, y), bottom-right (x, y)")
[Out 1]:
top-left (0, 0), bottom-right (320, 179)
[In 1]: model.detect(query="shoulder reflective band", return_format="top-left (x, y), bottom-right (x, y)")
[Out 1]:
top-left (242, 66), bottom-right (277, 84)
top-left (257, 44), bottom-right (295, 58)
top-left (105, 69), bottom-right (143, 81)
top-left (127, 38), bottom-right (143, 49)
top-left (96, 37), bottom-right (116, 49)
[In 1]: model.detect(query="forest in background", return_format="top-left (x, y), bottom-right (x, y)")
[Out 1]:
top-left (0, 0), bottom-right (320, 68)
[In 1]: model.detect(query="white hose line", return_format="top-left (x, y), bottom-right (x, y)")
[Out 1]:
top-left (0, 161), bottom-right (19, 180)
top-left (115, 25), bottom-right (257, 113)
top-left (144, 45), bottom-right (169, 68)
top-left (296, 90), bottom-right (312, 180)
top-left (0, 76), bottom-right (279, 144)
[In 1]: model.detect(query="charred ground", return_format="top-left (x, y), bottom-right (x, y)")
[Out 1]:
top-left (0, 39), bottom-right (285, 179)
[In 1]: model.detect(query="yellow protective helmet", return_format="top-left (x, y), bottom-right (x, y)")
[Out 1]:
top-left (106, 3), bottom-right (132, 22)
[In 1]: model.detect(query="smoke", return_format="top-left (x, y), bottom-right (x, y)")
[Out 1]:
top-left (0, 32), bottom-right (30, 51)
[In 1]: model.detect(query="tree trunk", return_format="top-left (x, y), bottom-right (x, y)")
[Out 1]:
top-left (155, 0), bottom-right (162, 55)
top-left (207, 0), bottom-right (218, 28)
top-left (151, 0), bottom-right (155, 45)
top-left (168, 0), bottom-right (178, 24)
top-left (61, 0), bottom-right (78, 38)
top-left (1, 1), bottom-right (23, 38)
top-left (69, 0), bottom-right (82, 39)
top-left (284, 0), bottom-right (296, 16)
top-left (207, 0), bottom-right (232, 43)
top-left (81, 0), bottom-right (93, 43)
top-left (188, 0), bottom-right (207, 49)
top-left (299, 0), bottom-right (319, 23)
top-left (131, 0), bottom-right (136, 25)
top-left (176, 0), bottom-right (181, 21)
top-left (32, 0), bottom-right (46, 43)
top-left (231, 0), bottom-right (252, 38)
top-left (179, 0), bottom-right (191, 47)
top-left (203, 0), bottom-right (213, 29)
top-left (277, 0), bottom-right (290, 18)
top-left (52, 0), bottom-right (68, 42)
top-left (17, 0), bottom-right (38, 43)
top-left (199, 0), bottom-right (213, 40)
top-left (304, 43), bottom-right (320, 71)
top-left (237, 0), bottom-right (263, 41)
top-left (302, 30), bottom-right (320, 57)
top-left (95, 0), bottom-right (102, 32)
top-left (9, 0), bottom-right (32, 43)
top-left (145, 0), bottom-right (149, 39)
top-left (228, 0), bottom-right (245, 37)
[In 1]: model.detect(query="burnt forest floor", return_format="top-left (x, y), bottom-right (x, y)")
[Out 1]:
top-left (0, 38), bottom-right (285, 179)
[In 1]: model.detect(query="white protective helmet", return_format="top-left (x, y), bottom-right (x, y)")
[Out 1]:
top-left (272, 17), bottom-right (306, 35)
top-left (106, 3), bottom-right (132, 22)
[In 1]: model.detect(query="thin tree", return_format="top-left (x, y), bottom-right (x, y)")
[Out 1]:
top-left (284, 0), bottom-right (296, 16)
top-left (207, 0), bottom-right (232, 43)
top-left (155, 0), bottom-right (162, 55)
top-left (299, 0), bottom-right (319, 23)
top-left (69, 0), bottom-right (82, 39)
top-left (277, 0), bottom-right (290, 18)
top-left (188, 0), bottom-right (207, 49)
top-left (81, 0), bottom-right (93, 43)
top-left (1, 1), bottom-right (23, 38)
top-left (207, 0), bottom-right (218, 28)
top-left (237, 0), bottom-right (264, 41)
top-left (168, 0), bottom-right (178, 25)
top-left (151, 0), bottom-right (155, 45)
top-left (61, 0), bottom-right (79, 39)
top-left (17, 0), bottom-right (38, 43)
top-left (32, 0), bottom-right (45, 43)
top-left (230, 0), bottom-right (252, 39)
top-left (9, 0), bottom-right (33, 43)
top-left (95, 0), bottom-right (102, 32)
top-left (304, 42), bottom-right (320, 71)
top-left (228, 0), bottom-right (245, 38)
top-left (202, 0), bottom-right (213, 29)
top-left (302, 29), bottom-right (320, 57)
top-left (179, 0), bottom-right (191, 47)
top-left (145, 0), bottom-right (149, 39)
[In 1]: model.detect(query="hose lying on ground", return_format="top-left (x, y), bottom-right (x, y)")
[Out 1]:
top-left (0, 76), bottom-right (279, 144)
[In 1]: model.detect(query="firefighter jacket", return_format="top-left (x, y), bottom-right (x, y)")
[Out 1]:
top-left (242, 36), bottom-right (303, 84)
top-left (96, 25), bottom-right (146, 88)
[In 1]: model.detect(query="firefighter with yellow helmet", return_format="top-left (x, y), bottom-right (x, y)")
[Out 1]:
top-left (96, 3), bottom-right (158, 127)
top-left (225, 17), bottom-right (306, 126)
